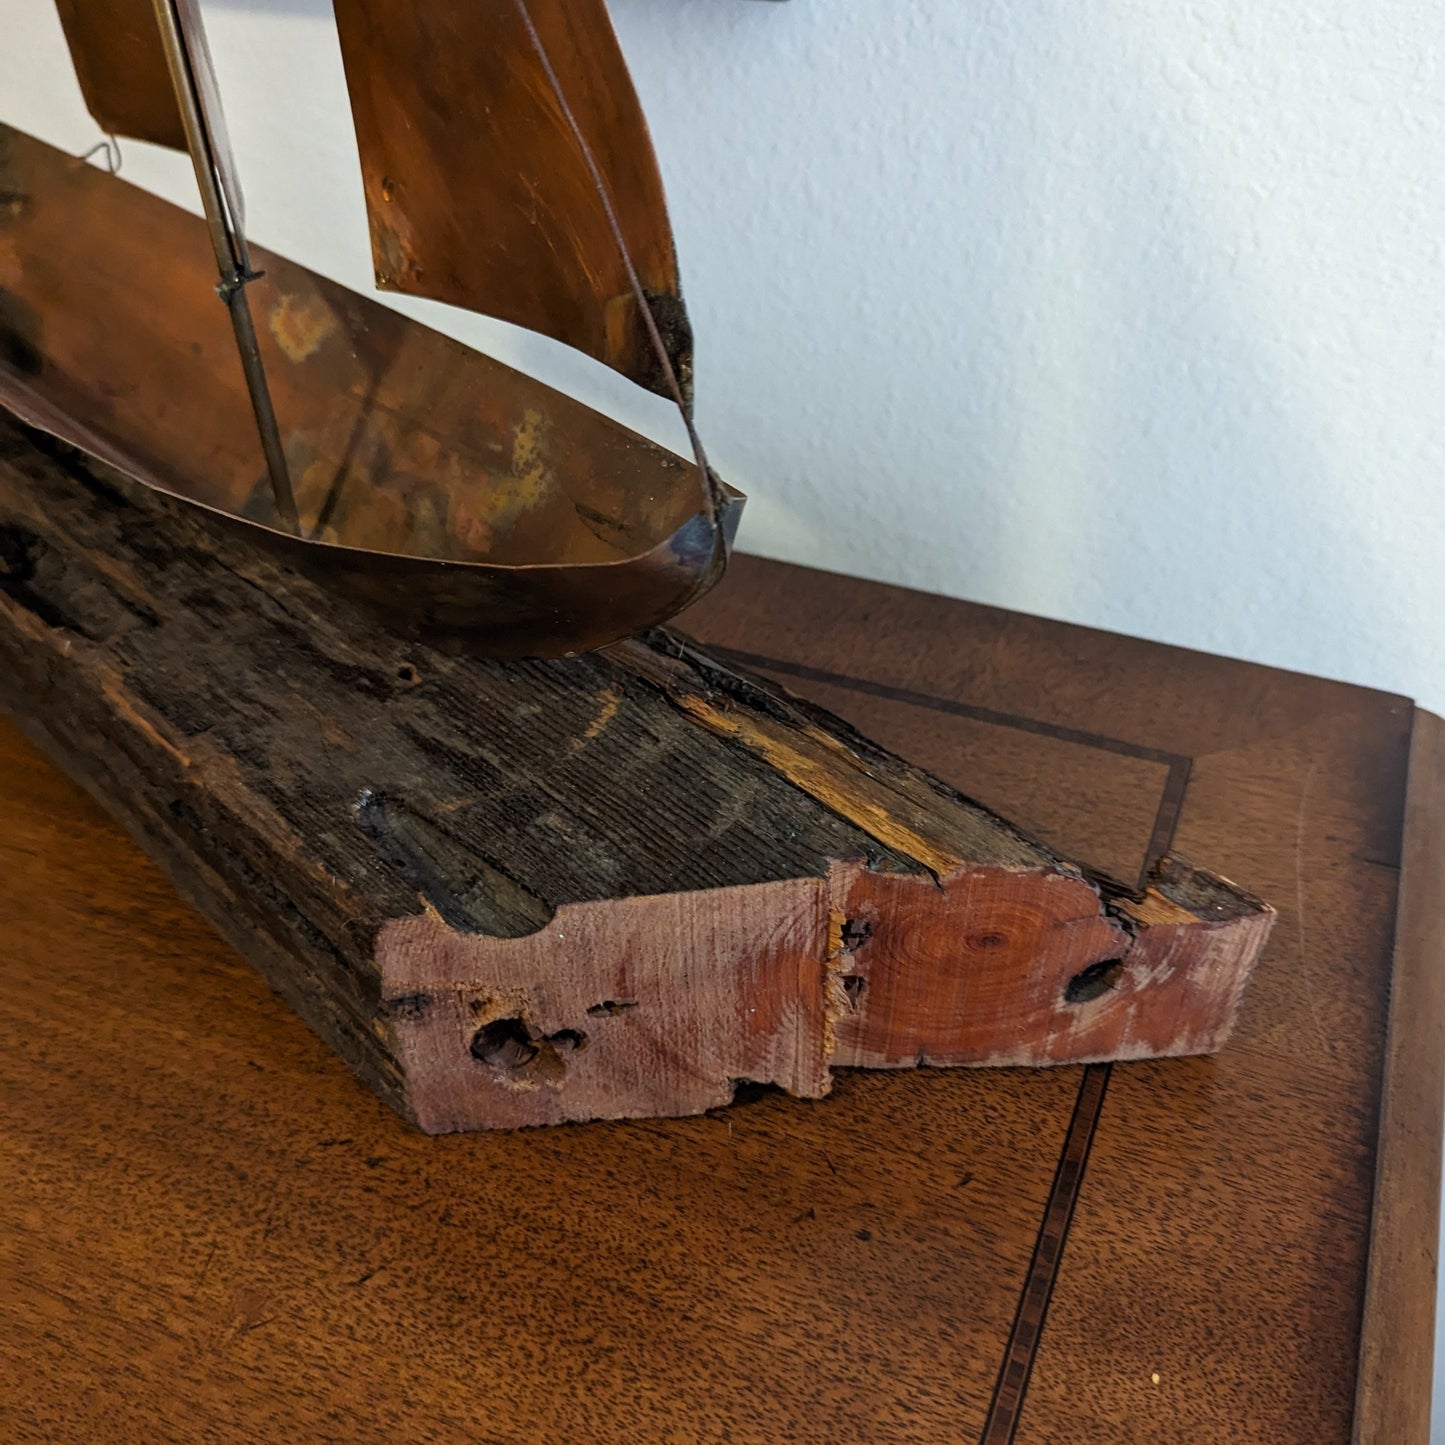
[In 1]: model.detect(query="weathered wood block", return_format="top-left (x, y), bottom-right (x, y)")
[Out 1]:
top-left (0, 419), bottom-right (1273, 1130)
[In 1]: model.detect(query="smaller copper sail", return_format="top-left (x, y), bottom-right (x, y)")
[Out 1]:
top-left (53, 0), bottom-right (186, 150)
top-left (53, 0), bottom-right (247, 233)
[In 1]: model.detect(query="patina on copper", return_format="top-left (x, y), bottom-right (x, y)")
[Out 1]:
top-left (331, 0), bottom-right (693, 404)
top-left (0, 126), bottom-right (741, 658)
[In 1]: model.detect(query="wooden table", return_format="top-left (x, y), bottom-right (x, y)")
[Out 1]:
top-left (2, 554), bottom-right (1440, 1442)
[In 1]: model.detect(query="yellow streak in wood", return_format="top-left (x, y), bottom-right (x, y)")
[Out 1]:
top-left (579, 685), bottom-right (622, 746)
top-left (821, 868), bottom-right (869, 1062)
top-left (1118, 889), bottom-right (1200, 928)
top-left (821, 955), bottom-right (851, 1063)
top-left (676, 694), bottom-right (963, 876)
top-left (268, 292), bottom-right (337, 364)
top-left (100, 676), bottom-right (188, 765)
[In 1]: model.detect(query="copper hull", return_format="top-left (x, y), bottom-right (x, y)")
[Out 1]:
top-left (0, 125), bottom-right (739, 658)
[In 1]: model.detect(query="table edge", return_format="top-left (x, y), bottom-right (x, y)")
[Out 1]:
top-left (1355, 706), bottom-right (1445, 1443)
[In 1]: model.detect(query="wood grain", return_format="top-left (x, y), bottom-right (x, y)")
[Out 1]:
top-left (711, 650), bottom-right (1181, 894)
top-left (1354, 708), bottom-right (1445, 1443)
top-left (0, 723), bottom-right (1079, 1439)
top-left (0, 548), bottom-right (1435, 1439)
top-left (969, 673), bottom-right (1409, 1440)
top-left (686, 558), bottom-right (1433, 1442)
top-left (0, 418), bottom-right (1271, 1129)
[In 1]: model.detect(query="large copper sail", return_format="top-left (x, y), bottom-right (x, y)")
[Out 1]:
top-left (331, 0), bottom-right (693, 404)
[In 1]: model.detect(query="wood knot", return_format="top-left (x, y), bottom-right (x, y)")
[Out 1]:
top-left (966, 929), bottom-right (1010, 951)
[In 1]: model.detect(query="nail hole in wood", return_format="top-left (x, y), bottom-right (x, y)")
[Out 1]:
top-left (384, 991), bottom-right (434, 1021)
top-left (1064, 957), bottom-right (1125, 1004)
top-left (0, 525), bottom-right (40, 582)
top-left (396, 663), bottom-right (419, 684)
top-left (470, 1017), bottom-right (537, 1069)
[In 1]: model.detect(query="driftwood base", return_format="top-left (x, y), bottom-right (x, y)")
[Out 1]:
top-left (0, 419), bottom-right (1273, 1130)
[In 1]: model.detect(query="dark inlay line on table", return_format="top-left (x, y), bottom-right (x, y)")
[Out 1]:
top-left (713, 646), bottom-right (1192, 891)
top-left (979, 1063), bottom-right (1112, 1445)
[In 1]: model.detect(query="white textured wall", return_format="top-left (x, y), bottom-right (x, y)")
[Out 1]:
top-left (4, 0), bottom-right (1445, 1429)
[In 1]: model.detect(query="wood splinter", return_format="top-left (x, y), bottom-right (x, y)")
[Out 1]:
top-left (0, 419), bottom-right (1274, 1131)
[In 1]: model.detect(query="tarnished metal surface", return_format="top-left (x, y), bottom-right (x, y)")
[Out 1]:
top-left (0, 126), bottom-right (739, 657)
top-left (332, 0), bottom-right (693, 402)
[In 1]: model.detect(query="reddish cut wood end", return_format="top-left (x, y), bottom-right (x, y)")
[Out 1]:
top-left (381, 856), bottom-right (1271, 1133)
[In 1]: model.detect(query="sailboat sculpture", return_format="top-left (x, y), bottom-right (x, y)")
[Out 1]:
top-left (0, 0), bottom-right (741, 658)
top-left (0, 2), bottom-right (1283, 1138)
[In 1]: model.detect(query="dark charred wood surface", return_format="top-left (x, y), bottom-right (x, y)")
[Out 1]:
top-left (0, 415), bottom-right (1269, 1129)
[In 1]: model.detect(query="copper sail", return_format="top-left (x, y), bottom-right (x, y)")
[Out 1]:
top-left (53, 0), bottom-right (186, 149)
top-left (331, 0), bottom-right (694, 403)
top-left (53, 0), bottom-right (248, 234)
